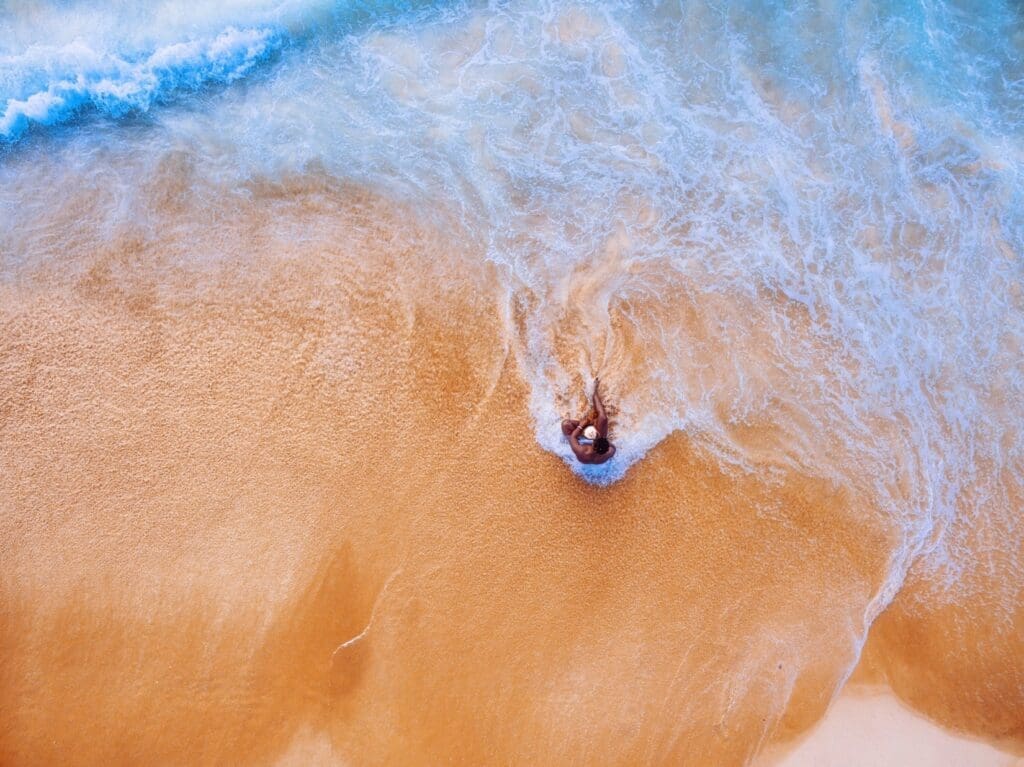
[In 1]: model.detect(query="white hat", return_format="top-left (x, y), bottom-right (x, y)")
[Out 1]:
top-left (583, 425), bottom-right (599, 440)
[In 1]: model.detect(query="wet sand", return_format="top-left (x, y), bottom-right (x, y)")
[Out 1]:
top-left (1, 183), bottom-right (1021, 764)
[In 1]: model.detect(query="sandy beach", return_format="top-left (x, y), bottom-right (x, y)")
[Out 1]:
top-left (0, 187), bottom-right (873, 763)
top-left (2, 1), bottom-right (1022, 763)
top-left (1, 182), bottom-right (1020, 764)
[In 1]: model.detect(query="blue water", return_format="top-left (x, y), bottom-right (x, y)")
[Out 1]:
top-left (0, 0), bottom-right (436, 142)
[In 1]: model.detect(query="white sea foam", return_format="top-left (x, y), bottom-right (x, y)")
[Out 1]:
top-left (0, 0), bottom-right (367, 140)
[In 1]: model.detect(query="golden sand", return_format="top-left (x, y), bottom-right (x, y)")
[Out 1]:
top-left (0, 182), bottom-right (1020, 764)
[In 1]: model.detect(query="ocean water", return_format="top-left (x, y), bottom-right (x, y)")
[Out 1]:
top-left (1, 0), bottom-right (1022, 763)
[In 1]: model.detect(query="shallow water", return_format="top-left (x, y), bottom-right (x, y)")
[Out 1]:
top-left (1, 1), bottom-right (1022, 764)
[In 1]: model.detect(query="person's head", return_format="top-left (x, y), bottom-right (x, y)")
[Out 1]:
top-left (593, 436), bottom-right (610, 454)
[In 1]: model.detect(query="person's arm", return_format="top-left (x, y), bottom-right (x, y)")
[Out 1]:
top-left (592, 380), bottom-right (609, 436)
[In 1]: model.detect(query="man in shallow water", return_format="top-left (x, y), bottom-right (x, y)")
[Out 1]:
top-left (561, 379), bottom-right (616, 465)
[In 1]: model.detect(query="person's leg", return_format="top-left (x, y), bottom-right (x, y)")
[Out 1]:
top-left (561, 419), bottom-right (579, 436)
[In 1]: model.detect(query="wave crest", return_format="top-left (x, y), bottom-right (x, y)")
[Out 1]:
top-left (1, 26), bottom-right (279, 140)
